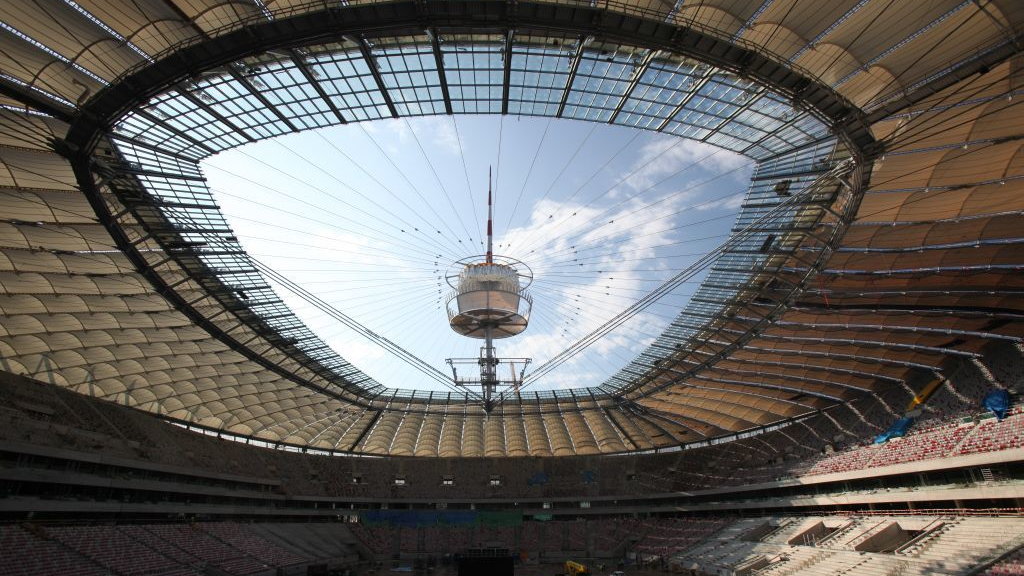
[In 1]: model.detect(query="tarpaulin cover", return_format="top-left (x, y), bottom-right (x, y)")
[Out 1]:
top-left (874, 416), bottom-right (914, 444)
top-left (984, 389), bottom-right (1011, 421)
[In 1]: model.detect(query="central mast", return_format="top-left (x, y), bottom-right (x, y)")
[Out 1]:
top-left (486, 166), bottom-right (493, 265)
top-left (445, 169), bottom-right (533, 412)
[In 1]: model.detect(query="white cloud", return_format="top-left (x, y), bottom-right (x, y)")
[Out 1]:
top-left (361, 117), bottom-right (461, 158)
top-left (494, 186), bottom-right (702, 388)
top-left (617, 138), bottom-right (750, 194)
top-left (360, 118), bottom-right (412, 156)
top-left (693, 192), bottom-right (745, 212)
top-left (413, 116), bottom-right (460, 156)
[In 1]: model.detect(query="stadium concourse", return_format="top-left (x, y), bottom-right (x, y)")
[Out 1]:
top-left (1, 0), bottom-right (1024, 575)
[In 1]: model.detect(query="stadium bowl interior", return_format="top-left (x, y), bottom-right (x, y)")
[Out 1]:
top-left (0, 1), bottom-right (1023, 575)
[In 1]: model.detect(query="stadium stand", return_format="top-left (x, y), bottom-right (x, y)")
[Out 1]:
top-left (47, 524), bottom-right (193, 576)
top-left (2, 371), bottom-right (1023, 508)
top-left (0, 524), bottom-right (108, 576)
top-left (0, 522), bottom-right (360, 576)
top-left (660, 515), bottom-right (1024, 576)
top-left (982, 548), bottom-right (1024, 576)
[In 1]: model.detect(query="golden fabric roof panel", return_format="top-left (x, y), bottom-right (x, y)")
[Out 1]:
top-left (71, 0), bottom-right (200, 56)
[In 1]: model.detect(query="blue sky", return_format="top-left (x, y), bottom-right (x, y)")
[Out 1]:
top-left (203, 116), bottom-right (754, 393)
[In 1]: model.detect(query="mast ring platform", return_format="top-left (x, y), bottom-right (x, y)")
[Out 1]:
top-left (445, 255), bottom-right (533, 339)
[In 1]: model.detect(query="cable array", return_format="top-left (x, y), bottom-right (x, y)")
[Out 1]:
top-left (520, 161), bottom-right (852, 389)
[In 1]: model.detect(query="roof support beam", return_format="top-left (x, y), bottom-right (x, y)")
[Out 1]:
top-left (608, 407), bottom-right (659, 447)
top-left (608, 49), bottom-right (657, 123)
top-left (656, 67), bottom-right (713, 132)
top-left (218, 391), bottom-right (327, 431)
top-left (347, 410), bottom-right (381, 452)
top-left (307, 413), bottom-right (356, 446)
top-left (742, 344), bottom-right (937, 371)
top-left (108, 134), bottom-right (204, 163)
top-left (556, 35), bottom-right (587, 118)
top-left (695, 369), bottom-right (860, 399)
top-left (331, 407), bottom-right (375, 450)
top-left (622, 405), bottom-right (691, 441)
top-left (753, 316), bottom-right (1022, 343)
top-left (501, 29), bottom-right (513, 115)
top-left (355, 36), bottom-right (399, 118)
top-left (738, 110), bottom-right (808, 157)
top-left (158, 0), bottom-right (210, 38)
top-left (132, 109), bottom-right (219, 156)
top-left (663, 0), bottom-right (687, 22)
top-left (115, 166), bottom-right (207, 182)
top-left (289, 50), bottom-right (347, 124)
top-left (670, 369), bottom-right (837, 408)
top-left (811, 263), bottom-right (1024, 277)
top-left (750, 166), bottom-right (832, 182)
top-left (602, 407), bottom-right (640, 449)
top-left (298, 343), bottom-right (335, 355)
top-left (227, 66), bottom-right (299, 132)
top-left (699, 86), bottom-right (766, 144)
top-left (278, 409), bottom-right (348, 444)
top-left (753, 331), bottom-right (982, 357)
top-left (0, 76), bottom-right (75, 122)
top-left (428, 29), bottom-right (454, 115)
top-left (637, 402), bottom-right (726, 438)
top-left (176, 87), bottom-right (256, 143)
top-left (796, 292), bottom-right (1024, 315)
top-left (732, 0), bottom-right (775, 39)
top-left (722, 355), bottom-right (904, 383)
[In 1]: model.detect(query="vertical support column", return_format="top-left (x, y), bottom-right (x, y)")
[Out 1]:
top-left (482, 323), bottom-right (497, 412)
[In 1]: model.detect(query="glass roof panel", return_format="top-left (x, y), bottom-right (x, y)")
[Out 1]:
top-left (508, 42), bottom-right (571, 116)
top-left (441, 35), bottom-right (504, 114)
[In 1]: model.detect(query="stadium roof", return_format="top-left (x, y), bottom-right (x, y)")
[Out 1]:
top-left (0, 0), bottom-right (1022, 456)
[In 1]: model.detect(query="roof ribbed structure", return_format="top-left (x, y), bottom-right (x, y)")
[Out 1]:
top-left (0, 0), bottom-right (1022, 456)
